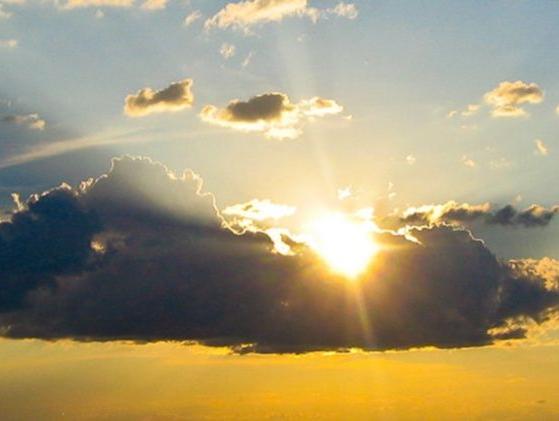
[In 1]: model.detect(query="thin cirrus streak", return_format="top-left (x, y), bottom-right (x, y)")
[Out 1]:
top-left (0, 128), bottom-right (209, 170)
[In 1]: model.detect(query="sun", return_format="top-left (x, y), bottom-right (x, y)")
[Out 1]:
top-left (306, 212), bottom-right (379, 279)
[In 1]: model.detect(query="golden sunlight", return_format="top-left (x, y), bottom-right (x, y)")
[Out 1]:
top-left (306, 212), bottom-right (379, 278)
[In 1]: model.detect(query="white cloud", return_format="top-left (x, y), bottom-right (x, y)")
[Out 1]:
top-left (204, 0), bottom-right (356, 32)
top-left (184, 10), bottom-right (201, 26)
top-left (0, 39), bottom-right (17, 49)
top-left (223, 199), bottom-right (295, 221)
top-left (205, 0), bottom-right (314, 31)
top-left (484, 81), bottom-right (543, 118)
top-left (461, 155), bottom-right (476, 168)
top-left (327, 2), bottom-right (358, 19)
top-left (534, 139), bottom-right (549, 156)
top-left (220, 43), bottom-right (236, 59)
top-left (461, 104), bottom-right (480, 117)
top-left (140, 0), bottom-right (166, 10)
top-left (241, 51), bottom-right (254, 67)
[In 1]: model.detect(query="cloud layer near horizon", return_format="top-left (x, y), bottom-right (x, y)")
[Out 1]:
top-left (0, 156), bottom-right (558, 353)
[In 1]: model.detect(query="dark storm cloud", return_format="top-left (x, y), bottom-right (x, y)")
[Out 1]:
top-left (0, 157), bottom-right (558, 353)
top-left (398, 201), bottom-right (559, 229)
top-left (0, 185), bottom-right (99, 310)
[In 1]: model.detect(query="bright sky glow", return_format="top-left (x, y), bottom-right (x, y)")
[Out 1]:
top-left (306, 211), bottom-right (378, 278)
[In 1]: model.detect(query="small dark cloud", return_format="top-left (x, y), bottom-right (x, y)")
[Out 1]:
top-left (200, 92), bottom-right (342, 139)
top-left (225, 93), bottom-right (292, 122)
top-left (124, 79), bottom-right (194, 117)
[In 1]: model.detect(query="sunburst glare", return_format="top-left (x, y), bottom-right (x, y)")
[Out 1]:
top-left (306, 212), bottom-right (379, 278)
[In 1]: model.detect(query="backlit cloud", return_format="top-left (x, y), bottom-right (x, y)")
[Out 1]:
top-left (0, 156), bottom-right (557, 353)
top-left (222, 198), bottom-right (296, 231)
top-left (223, 198), bottom-right (296, 221)
top-left (484, 80), bottom-right (543, 117)
top-left (396, 201), bottom-right (559, 228)
top-left (199, 92), bottom-right (343, 139)
top-left (205, 0), bottom-right (317, 31)
top-left (124, 78), bottom-right (194, 117)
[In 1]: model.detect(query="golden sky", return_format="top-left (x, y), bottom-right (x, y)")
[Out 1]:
top-left (2, 339), bottom-right (559, 420)
top-left (1, 0), bottom-right (559, 419)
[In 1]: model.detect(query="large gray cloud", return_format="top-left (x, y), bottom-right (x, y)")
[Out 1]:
top-left (0, 157), bottom-right (557, 353)
top-left (0, 185), bottom-right (100, 311)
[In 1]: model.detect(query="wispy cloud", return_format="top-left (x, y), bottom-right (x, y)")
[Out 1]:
top-left (184, 9), bottom-right (201, 26)
top-left (0, 4), bottom-right (13, 19)
top-left (327, 2), bottom-right (358, 19)
top-left (140, 0), bottom-right (166, 10)
top-left (0, 128), bottom-right (208, 169)
top-left (59, 0), bottom-right (133, 9)
top-left (534, 139), bottom-right (549, 156)
top-left (0, 39), bottom-right (17, 49)
top-left (220, 42), bottom-right (236, 60)
top-left (2, 113), bottom-right (45, 130)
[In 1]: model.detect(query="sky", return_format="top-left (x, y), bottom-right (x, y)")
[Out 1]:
top-left (1, 0), bottom-right (559, 419)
